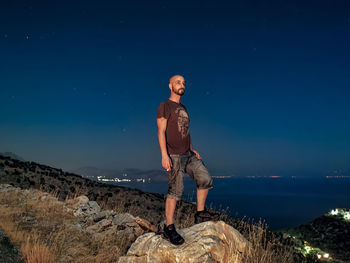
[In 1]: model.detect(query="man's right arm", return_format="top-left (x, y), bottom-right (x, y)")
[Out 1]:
top-left (157, 117), bottom-right (172, 171)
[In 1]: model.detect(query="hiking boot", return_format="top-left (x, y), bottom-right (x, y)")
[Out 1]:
top-left (194, 209), bottom-right (220, 224)
top-left (162, 224), bottom-right (185, 245)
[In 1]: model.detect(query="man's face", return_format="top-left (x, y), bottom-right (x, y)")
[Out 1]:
top-left (170, 76), bottom-right (185, 96)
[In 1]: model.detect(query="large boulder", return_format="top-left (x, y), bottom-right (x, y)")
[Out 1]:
top-left (118, 221), bottom-right (249, 263)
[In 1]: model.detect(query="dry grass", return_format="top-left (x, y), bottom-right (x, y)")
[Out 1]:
top-left (1, 185), bottom-right (303, 263)
top-left (21, 235), bottom-right (55, 263)
top-left (231, 217), bottom-right (298, 263)
top-left (0, 186), bottom-right (129, 263)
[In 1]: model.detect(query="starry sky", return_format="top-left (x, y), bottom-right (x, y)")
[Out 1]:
top-left (1, 0), bottom-right (349, 176)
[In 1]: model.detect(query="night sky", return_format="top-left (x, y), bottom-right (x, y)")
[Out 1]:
top-left (1, 0), bottom-right (349, 176)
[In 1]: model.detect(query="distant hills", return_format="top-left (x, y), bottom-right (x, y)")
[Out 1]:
top-left (0, 152), bottom-right (25, 162)
top-left (0, 151), bottom-right (168, 183)
top-left (0, 153), bottom-right (169, 227)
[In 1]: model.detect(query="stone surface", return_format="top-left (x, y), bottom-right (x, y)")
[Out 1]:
top-left (118, 221), bottom-right (249, 263)
top-left (135, 217), bottom-right (158, 232)
top-left (72, 198), bottom-right (101, 217)
top-left (113, 213), bottom-right (136, 226)
top-left (75, 195), bottom-right (89, 205)
top-left (0, 184), bottom-right (17, 193)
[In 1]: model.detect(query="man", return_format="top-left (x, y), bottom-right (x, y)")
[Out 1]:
top-left (156, 74), bottom-right (219, 245)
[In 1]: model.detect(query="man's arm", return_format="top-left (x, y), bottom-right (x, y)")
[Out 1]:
top-left (157, 117), bottom-right (172, 171)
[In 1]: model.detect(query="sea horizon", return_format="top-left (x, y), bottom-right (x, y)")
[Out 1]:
top-left (113, 176), bottom-right (350, 231)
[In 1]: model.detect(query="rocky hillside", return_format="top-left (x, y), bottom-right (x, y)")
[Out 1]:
top-left (283, 209), bottom-right (350, 262)
top-left (1, 153), bottom-right (336, 262)
top-left (0, 184), bottom-right (298, 263)
top-left (0, 154), bottom-right (172, 228)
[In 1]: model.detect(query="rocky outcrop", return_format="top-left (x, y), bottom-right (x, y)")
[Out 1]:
top-left (63, 194), bottom-right (158, 243)
top-left (1, 184), bottom-right (158, 254)
top-left (118, 221), bottom-right (249, 263)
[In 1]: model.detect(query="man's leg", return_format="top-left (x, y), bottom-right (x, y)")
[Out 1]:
top-left (165, 197), bottom-right (177, 226)
top-left (196, 188), bottom-right (209, 212)
top-left (162, 155), bottom-right (185, 245)
top-left (186, 154), bottom-right (219, 223)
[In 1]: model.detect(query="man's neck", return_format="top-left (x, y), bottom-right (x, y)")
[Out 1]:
top-left (168, 95), bottom-right (181, 104)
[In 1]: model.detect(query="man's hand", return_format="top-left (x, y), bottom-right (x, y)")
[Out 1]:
top-left (162, 155), bottom-right (172, 171)
top-left (192, 149), bottom-right (201, 160)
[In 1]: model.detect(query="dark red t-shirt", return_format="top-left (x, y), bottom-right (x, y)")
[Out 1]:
top-left (157, 99), bottom-right (191, 155)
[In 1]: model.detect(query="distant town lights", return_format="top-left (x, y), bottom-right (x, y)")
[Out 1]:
top-left (304, 244), bottom-right (312, 254)
top-left (330, 209), bottom-right (339, 215)
top-left (344, 212), bottom-right (350, 220)
top-left (303, 241), bottom-right (331, 260)
top-left (328, 208), bottom-right (350, 221)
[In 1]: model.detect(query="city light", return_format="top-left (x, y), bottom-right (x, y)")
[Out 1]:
top-left (330, 209), bottom-right (338, 215)
top-left (302, 241), bottom-right (331, 260)
top-left (328, 208), bottom-right (350, 221)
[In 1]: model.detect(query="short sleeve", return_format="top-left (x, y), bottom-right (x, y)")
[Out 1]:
top-left (157, 101), bottom-right (170, 119)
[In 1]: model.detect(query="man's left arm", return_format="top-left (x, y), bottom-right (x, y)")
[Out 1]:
top-left (189, 134), bottom-right (201, 159)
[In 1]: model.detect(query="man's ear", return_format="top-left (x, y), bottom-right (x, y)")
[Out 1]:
top-left (169, 83), bottom-right (172, 90)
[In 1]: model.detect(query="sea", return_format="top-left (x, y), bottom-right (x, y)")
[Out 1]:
top-left (113, 176), bottom-right (350, 231)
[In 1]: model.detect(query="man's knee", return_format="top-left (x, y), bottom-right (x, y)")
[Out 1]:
top-left (196, 173), bottom-right (213, 190)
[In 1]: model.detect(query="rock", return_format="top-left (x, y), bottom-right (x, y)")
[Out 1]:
top-left (0, 184), bottom-right (17, 193)
top-left (88, 201), bottom-right (100, 212)
top-left (112, 213), bottom-right (136, 226)
top-left (86, 219), bottom-right (112, 234)
top-left (118, 221), bottom-right (249, 263)
top-left (72, 200), bottom-right (101, 217)
top-left (92, 210), bottom-right (112, 223)
top-left (135, 217), bottom-right (158, 233)
top-left (76, 195), bottom-right (89, 205)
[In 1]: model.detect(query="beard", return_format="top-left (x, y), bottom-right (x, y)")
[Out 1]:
top-left (173, 88), bottom-right (185, 96)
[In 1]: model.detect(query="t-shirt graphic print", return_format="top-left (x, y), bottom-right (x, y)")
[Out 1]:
top-left (175, 107), bottom-right (189, 139)
top-left (157, 99), bottom-right (191, 155)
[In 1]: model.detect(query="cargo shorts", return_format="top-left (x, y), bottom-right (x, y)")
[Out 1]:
top-left (167, 150), bottom-right (213, 201)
